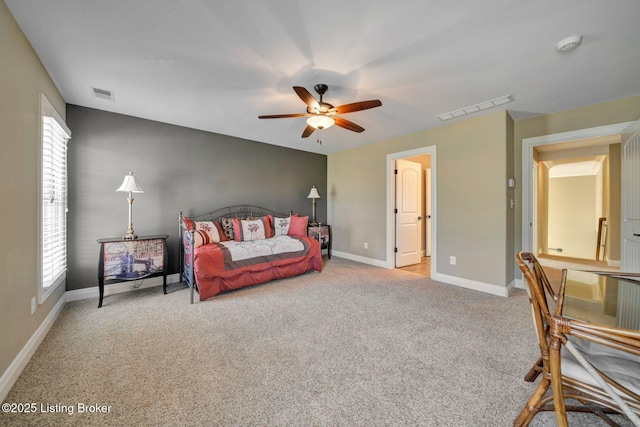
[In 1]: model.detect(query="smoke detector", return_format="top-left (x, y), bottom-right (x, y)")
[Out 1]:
top-left (556, 35), bottom-right (582, 52)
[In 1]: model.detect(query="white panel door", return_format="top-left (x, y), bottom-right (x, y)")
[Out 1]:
top-left (622, 121), bottom-right (640, 272)
top-left (396, 159), bottom-right (422, 267)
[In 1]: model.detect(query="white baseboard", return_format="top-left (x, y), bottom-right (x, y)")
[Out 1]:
top-left (432, 272), bottom-right (510, 297)
top-left (66, 273), bottom-right (182, 302)
top-left (333, 251), bottom-right (511, 298)
top-left (514, 278), bottom-right (525, 290)
top-left (331, 251), bottom-right (389, 268)
top-left (0, 292), bottom-right (67, 403)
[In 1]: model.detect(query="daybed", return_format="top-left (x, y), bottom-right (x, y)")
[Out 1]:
top-left (179, 206), bottom-right (323, 303)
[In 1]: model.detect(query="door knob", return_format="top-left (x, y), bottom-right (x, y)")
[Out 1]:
top-left (417, 216), bottom-right (423, 220)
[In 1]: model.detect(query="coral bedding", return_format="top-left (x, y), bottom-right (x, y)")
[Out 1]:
top-left (193, 235), bottom-right (323, 301)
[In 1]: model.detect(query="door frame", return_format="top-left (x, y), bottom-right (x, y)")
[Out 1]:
top-left (522, 121), bottom-right (633, 259)
top-left (386, 146), bottom-right (437, 272)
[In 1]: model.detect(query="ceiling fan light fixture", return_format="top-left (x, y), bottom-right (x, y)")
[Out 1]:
top-left (259, 85), bottom-right (381, 137)
top-left (307, 115), bottom-right (335, 130)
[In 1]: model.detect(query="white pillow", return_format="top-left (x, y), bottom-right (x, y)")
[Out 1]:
top-left (273, 216), bottom-right (292, 236)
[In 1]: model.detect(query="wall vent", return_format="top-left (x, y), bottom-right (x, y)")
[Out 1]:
top-left (436, 95), bottom-right (512, 121)
top-left (91, 87), bottom-right (115, 101)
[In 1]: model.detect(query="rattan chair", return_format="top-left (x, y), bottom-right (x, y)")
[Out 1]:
top-left (515, 251), bottom-right (640, 427)
top-left (518, 252), bottom-right (559, 383)
top-left (515, 251), bottom-right (562, 426)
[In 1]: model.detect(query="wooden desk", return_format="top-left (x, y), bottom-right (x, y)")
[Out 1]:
top-left (562, 269), bottom-right (640, 330)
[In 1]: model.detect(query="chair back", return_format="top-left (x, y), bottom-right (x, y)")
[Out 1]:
top-left (516, 251), bottom-right (559, 372)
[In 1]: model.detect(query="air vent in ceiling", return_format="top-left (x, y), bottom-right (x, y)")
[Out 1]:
top-left (436, 95), bottom-right (513, 121)
top-left (91, 87), bottom-right (115, 101)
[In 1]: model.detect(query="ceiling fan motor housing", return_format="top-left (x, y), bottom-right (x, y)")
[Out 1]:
top-left (314, 84), bottom-right (328, 95)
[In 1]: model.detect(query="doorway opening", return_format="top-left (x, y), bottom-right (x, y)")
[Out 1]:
top-left (522, 122), bottom-right (632, 274)
top-left (386, 146), bottom-right (437, 277)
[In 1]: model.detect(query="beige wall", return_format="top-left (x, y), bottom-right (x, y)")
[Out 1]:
top-left (506, 114), bottom-right (515, 281)
top-left (548, 175), bottom-right (598, 259)
top-left (328, 110), bottom-right (512, 287)
top-left (0, 0), bottom-right (66, 386)
top-left (330, 94), bottom-right (640, 288)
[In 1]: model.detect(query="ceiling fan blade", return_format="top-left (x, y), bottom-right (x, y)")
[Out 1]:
top-left (293, 86), bottom-right (320, 110)
top-left (334, 99), bottom-right (382, 114)
top-left (258, 113), bottom-right (309, 119)
top-left (334, 117), bottom-right (365, 133)
top-left (301, 124), bottom-right (315, 138)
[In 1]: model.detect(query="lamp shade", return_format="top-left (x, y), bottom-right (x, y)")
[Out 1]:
top-left (306, 115), bottom-right (335, 130)
top-left (116, 172), bottom-right (144, 193)
top-left (307, 186), bottom-right (321, 199)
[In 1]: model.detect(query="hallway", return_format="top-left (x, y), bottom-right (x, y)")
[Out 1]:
top-left (397, 257), bottom-right (431, 277)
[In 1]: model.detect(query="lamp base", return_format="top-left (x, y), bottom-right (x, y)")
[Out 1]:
top-left (123, 223), bottom-right (138, 240)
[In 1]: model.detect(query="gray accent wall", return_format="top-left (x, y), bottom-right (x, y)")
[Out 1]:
top-left (66, 105), bottom-right (327, 291)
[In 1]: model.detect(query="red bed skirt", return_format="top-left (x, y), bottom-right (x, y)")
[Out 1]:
top-left (194, 236), bottom-right (323, 301)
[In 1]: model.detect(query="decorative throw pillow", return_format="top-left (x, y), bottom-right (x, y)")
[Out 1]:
top-left (193, 221), bottom-right (223, 247)
top-left (288, 215), bottom-right (308, 237)
top-left (272, 216), bottom-right (292, 236)
top-left (232, 217), bottom-right (273, 242)
top-left (182, 217), bottom-right (195, 231)
top-left (220, 217), bottom-right (235, 241)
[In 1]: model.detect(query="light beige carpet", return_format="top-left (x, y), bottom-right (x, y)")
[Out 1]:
top-left (1, 258), bottom-right (632, 426)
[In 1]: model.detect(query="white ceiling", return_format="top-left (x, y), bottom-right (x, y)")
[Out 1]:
top-left (548, 159), bottom-right (603, 178)
top-left (6, 0), bottom-right (640, 155)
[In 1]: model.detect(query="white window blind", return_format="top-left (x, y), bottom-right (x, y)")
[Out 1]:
top-left (42, 115), bottom-right (70, 290)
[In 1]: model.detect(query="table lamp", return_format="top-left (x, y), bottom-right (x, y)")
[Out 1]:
top-left (116, 171), bottom-right (144, 239)
top-left (307, 185), bottom-right (321, 225)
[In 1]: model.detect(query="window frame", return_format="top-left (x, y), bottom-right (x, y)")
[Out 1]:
top-left (38, 93), bottom-right (71, 304)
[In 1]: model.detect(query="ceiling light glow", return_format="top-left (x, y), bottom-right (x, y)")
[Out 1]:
top-left (307, 115), bottom-right (335, 130)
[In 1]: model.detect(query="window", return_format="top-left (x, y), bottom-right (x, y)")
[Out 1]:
top-left (39, 94), bottom-right (71, 302)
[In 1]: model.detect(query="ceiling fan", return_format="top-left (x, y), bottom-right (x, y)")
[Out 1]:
top-left (259, 84), bottom-right (382, 138)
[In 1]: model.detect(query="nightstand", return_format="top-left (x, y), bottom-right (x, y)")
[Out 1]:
top-left (97, 235), bottom-right (168, 307)
top-left (307, 224), bottom-right (331, 259)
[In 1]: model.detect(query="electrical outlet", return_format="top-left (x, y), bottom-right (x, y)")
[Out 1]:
top-left (31, 297), bottom-right (36, 315)
top-left (449, 256), bottom-right (456, 265)
top-left (364, 242), bottom-right (368, 249)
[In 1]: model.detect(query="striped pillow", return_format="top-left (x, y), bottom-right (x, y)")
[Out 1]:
top-left (193, 221), bottom-right (223, 247)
